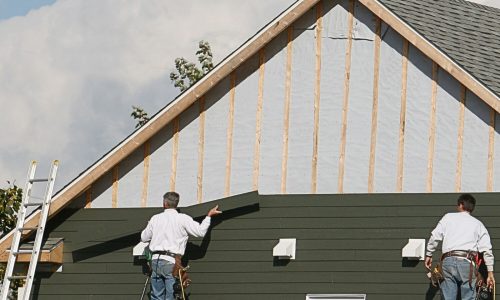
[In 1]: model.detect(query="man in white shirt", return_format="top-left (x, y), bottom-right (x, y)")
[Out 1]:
top-left (141, 192), bottom-right (221, 300)
top-left (425, 193), bottom-right (495, 300)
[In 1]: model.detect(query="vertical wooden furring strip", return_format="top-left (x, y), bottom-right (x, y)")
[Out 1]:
top-left (197, 97), bottom-right (206, 203)
top-left (368, 17), bottom-right (381, 193)
top-left (281, 26), bottom-right (293, 194)
top-left (487, 108), bottom-right (496, 191)
top-left (225, 72), bottom-right (236, 197)
top-left (141, 140), bottom-right (151, 207)
top-left (112, 165), bottom-right (119, 208)
top-left (455, 85), bottom-right (466, 192)
top-left (253, 49), bottom-right (265, 190)
top-left (426, 62), bottom-right (438, 192)
top-left (170, 117), bottom-right (180, 191)
top-left (396, 39), bottom-right (409, 192)
top-left (85, 187), bottom-right (92, 208)
top-left (338, 0), bottom-right (355, 194)
top-left (311, 2), bottom-right (323, 194)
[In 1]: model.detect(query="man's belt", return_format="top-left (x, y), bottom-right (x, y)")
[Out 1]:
top-left (441, 250), bottom-right (478, 261)
top-left (152, 250), bottom-right (178, 257)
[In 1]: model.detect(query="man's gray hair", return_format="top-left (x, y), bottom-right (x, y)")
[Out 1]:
top-left (163, 192), bottom-right (179, 208)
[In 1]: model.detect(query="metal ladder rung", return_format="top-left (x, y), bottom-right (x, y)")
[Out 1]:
top-left (24, 202), bottom-right (44, 207)
top-left (12, 250), bottom-right (33, 255)
top-left (18, 227), bottom-right (38, 231)
top-left (29, 178), bottom-right (49, 183)
top-left (8, 276), bottom-right (27, 280)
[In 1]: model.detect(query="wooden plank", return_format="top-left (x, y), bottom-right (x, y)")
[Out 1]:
top-left (169, 117), bottom-right (180, 191)
top-left (487, 108), bottom-right (496, 191)
top-left (358, 0), bottom-right (499, 114)
top-left (0, 241), bottom-right (64, 264)
top-left (281, 26), bottom-right (294, 194)
top-left (84, 187), bottom-right (92, 209)
top-left (253, 49), bottom-right (265, 190)
top-left (141, 140), bottom-right (150, 207)
top-left (455, 85), bottom-right (466, 192)
top-left (225, 72), bottom-right (236, 197)
top-left (311, 2), bottom-right (323, 194)
top-left (198, 97), bottom-right (206, 203)
top-left (111, 165), bottom-right (119, 208)
top-left (426, 62), bottom-right (438, 192)
top-left (368, 17), bottom-right (382, 193)
top-left (397, 39), bottom-right (409, 192)
top-left (337, 0), bottom-right (355, 193)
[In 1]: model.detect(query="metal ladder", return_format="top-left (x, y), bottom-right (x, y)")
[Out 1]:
top-left (0, 160), bottom-right (59, 300)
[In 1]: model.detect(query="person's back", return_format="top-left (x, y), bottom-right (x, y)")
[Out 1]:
top-left (425, 194), bottom-right (495, 300)
top-left (141, 192), bottom-right (221, 300)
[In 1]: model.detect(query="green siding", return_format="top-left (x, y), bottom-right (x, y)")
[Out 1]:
top-left (33, 192), bottom-right (500, 299)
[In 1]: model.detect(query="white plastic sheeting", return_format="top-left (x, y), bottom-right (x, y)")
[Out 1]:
top-left (259, 31), bottom-right (287, 194)
top-left (86, 0), bottom-right (500, 208)
top-left (402, 46), bottom-right (433, 192)
top-left (461, 91), bottom-right (491, 191)
top-left (343, 1), bottom-right (375, 193)
top-left (373, 25), bottom-right (403, 192)
top-left (433, 71), bottom-right (461, 192)
top-left (316, 1), bottom-right (348, 194)
top-left (231, 54), bottom-right (259, 196)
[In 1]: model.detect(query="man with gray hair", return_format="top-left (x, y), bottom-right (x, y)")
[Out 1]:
top-left (141, 192), bottom-right (221, 300)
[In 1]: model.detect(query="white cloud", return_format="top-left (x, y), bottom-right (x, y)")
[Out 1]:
top-left (470, 0), bottom-right (500, 8)
top-left (0, 0), bottom-right (294, 189)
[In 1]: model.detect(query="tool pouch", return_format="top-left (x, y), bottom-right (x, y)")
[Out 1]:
top-left (428, 264), bottom-right (444, 287)
top-left (172, 255), bottom-right (191, 288)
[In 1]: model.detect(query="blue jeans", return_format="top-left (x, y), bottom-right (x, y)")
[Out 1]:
top-left (440, 256), bottom-right (476, 300)
top-left (150, 259), bottom-right (175, 300)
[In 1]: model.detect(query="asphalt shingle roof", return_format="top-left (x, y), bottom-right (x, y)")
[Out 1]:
top-left (379, 0), bottom-right (500, 98)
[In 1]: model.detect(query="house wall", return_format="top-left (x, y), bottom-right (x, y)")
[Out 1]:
top-left (34, 192), bottom-right (500, 299)
top-left (87, 0), bottom-right (500, 208)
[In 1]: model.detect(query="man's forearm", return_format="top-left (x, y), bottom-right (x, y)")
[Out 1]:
top-left (483, 250), bottom-right (494, 272)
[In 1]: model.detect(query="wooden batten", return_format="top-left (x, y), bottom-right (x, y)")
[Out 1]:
top-left (426, 62), bottom-right (439, 192)
top-left (253, 49), bottom-right (266, 190)
top-left (311, 2), bottom-right (323, 194)
top-left (197, 97), bottom-right (206, 204)
top-left (487, 108), bottom-right (496, 191)
top-left (225, 72), bottom-right (236, 197)
top-left (170, 117), bottom-right (180, 191)
top-left (396, 39), bottom-right (409, 192)
top-left (338, 0), bottom-right (355, 194)
top-left (455, 85), bottom-right (466, 192)
top-left (281, 26), bottom-right (294, 194)
top-left (368, 17), bottom-right (382, 193)
top-left (141, 141), bottom-right (151, 207)
top-left (112, 165), bottom-right (119, 208)
top-left (359, 0), bottom-right (500, 114)
top-left (85, 187), bottom-right (92, 209)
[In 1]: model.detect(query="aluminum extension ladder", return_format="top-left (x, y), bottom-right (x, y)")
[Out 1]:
top-left (0, 160), bottom-right (58, 300)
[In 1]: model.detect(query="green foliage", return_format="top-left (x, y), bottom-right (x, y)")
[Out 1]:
top-left (130, 105), bottom-right (150, 129)
top-left (0, 182), bottom-right (22, 234)
top-left (0, 182), bottom-right (24, 298)
top-left (169, 40), bottom-right (214, 92)
top-left (131, 40), bottom-right (215, 128)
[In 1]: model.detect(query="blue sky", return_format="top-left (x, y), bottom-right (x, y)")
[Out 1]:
top-left (0, 0), bottom-right (55, 20)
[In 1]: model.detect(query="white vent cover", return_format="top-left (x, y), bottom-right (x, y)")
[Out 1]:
top-left (133, 241), bottom-right (149, 257)
top-left (273, 238), bottom-right (296, 260)
top-left (402, 239), bottom-right (426, 260)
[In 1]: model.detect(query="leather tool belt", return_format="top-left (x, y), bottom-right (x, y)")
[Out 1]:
top-left (152, 250), bottom-right (177, 257)
top-left (441, 250), bottom-right (478, 261)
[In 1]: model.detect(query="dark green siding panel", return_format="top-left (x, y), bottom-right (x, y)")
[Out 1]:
top-left (33, 192), bottom-right (500, 299)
